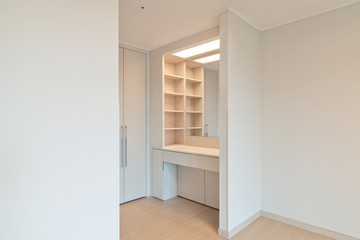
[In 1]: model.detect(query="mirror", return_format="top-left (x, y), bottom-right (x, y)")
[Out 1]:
top-left (203, 62), bottom-right (219, 137)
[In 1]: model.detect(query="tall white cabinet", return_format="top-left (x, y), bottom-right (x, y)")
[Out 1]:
top-left (119, 47), bottom-right (147, 204)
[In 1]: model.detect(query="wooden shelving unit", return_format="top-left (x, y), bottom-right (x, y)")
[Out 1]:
top-left (163, 56), bottom-right (185, 146)
top-left (185, 62), bottom-right (203, 137)
top-left (163, 56), bottom-right (204, 145)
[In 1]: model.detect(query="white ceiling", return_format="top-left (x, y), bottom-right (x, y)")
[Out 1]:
top-left (119, 0), bottom-right (360, 50)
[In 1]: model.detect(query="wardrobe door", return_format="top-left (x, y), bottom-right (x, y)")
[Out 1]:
top-left (123, 48), bottom-right (146, 202)
top-left (119, 48), bottom-right (125, 204)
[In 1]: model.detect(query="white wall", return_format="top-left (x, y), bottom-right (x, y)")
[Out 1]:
top-left (219, 10), bottom-right (262, 238)
top-left (262, 3), bottom-right (360, 238)
top-left (0, 1), bottom-right (119, 240)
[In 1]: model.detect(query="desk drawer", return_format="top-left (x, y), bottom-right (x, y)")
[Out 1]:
top-left (191, 155), bottom-right (219, 172)
top-left (163, 151), bottom-right (191, 167)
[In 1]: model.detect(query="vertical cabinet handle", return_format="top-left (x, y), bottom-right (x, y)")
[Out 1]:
top-left (125, 125), bottom-right (128, 167)
top-left (120, 126), bottom-right (124, 168)
top-left (204, 123), bottom-right (208, 137)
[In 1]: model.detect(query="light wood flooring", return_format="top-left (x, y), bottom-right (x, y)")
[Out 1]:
top-left (120, 197), bottom-right (334, 240)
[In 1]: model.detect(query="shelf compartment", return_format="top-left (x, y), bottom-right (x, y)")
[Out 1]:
top-left (164, 76), bottom-right (184, 94)
top-left (186, 80), bottom-right (202, 96)
top-left (186, 97), bottom-right (202, 112)
top-left (186, 112), bottom-right (202, 128)
top-left (165, 112), bottom-right (184, 129)
top-left (164, 94), bottom-right (184, 111)
top-left (185, 128), bottom-right (202, 137)
top-left (165, 129), bottom-right (184, 146)
top-left (186, 64), bottom-right (203, 81)
top-left (164, 57), bottom-right (184, 77)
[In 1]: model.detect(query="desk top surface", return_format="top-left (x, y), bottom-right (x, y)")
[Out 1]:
top-left (161, 144), bottom-right (219, 157)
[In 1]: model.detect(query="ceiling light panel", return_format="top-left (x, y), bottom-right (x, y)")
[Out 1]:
top-left (193, 53), bottom-right (220, 64)
top-left (172, 39), bottom-right (220, 58)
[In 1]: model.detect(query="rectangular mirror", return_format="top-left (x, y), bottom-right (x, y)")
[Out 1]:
top-left (203, 63), bottom-right (219, 137)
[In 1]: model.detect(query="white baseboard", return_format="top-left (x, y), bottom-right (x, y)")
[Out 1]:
top-left (262, 211), bottom-right (359, 240)
top-left (218, 211), bottom-right (261, 239)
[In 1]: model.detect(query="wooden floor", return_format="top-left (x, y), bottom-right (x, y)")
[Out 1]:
top-left (120, 197), bottom-right (334, 240)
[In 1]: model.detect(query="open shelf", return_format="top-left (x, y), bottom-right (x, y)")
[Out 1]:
top-left (164, 56), bottom-right (185, 77)
top-left (165, 129), bottom-right (185, 145)
top-left (186, 62), bottom-right (203, 81)
top-left (164, 94), bottom-right (184, 111)
top-left (186, 112), bottom-right (202, 128)
top-left (185, 128), bottom-right (202, 137)
top-left (163, 56), bottom-right (204, 146)
top-left (165, 112), bottom-right (184, 129)
top-left (186, 81), bottom-right (202, 96)
top-left (164, 75), bottom-right (184, 95)
top-left (186, 97), bottom-right (202, 112)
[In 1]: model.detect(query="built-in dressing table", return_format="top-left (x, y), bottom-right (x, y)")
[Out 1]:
top-left (152, 143), bottom-right (219, 209)
top-left (151, 46), bottom-right (220, 209)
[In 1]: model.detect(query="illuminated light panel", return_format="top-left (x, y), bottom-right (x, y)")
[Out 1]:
top-left (172, 39), bottom-right (220, 58)
top-left (193, 53), bottom-right (220, 64)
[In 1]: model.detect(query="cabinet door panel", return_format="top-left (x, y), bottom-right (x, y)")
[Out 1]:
top-left (123, 49), bottom-right (146, 202)
top-left (177, 166), bottom-right (204, 204)
top-left (205, 171), bottom-right (219, 209)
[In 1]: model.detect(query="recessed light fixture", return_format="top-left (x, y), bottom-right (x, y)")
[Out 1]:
top-left (172, 39), bottom-right (220, 58)
top-left (194, 53), bottom-right (220, 64)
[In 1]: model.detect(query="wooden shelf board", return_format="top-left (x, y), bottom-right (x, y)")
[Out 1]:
top-left (164, 110), bottom-right (184, 113)
top-left (164, 73), bottom-right (184, 80)
top-left (186, 78), bottom-right (202, 83)
top-left (186, 111), bottom-right (202, 114)
top-left (165, 128), bottom-right (185, 131)
top-left (186, 94), bottom-right (202, 98)
top-left (164, 92), bottom-right (184, 96)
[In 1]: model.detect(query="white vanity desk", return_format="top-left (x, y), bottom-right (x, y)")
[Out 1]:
top-left (164, 144), bottom-right (219, 157)
top-left (152, 145), bottom-right (219, 209)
